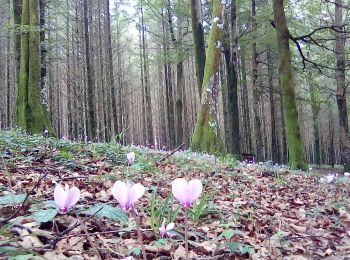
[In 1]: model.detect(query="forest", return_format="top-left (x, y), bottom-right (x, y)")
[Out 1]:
top-left (1, 0), bottom-right (350, 259)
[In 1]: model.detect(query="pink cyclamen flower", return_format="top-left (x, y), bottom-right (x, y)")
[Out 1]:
top-left (172, 178), bottom-right (203, 208)
top-left (54, 184), bottom-right (80, 213)
top-left (159, 219), bottom-right (174, 237)
top-left (127, 152), bottom-right (135, 165)
top-left (111, 181), bottom-right (145, 210)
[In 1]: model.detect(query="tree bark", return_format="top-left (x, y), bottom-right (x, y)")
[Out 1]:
top-left (140, 3), bottom-right (154, 147)
top-left (83, 0), bottom-right (97, 141)
top-left (16, 0), bottom-right (54, 135)
top-left (190, 0), bottom-right (206, 95)
top-left (106, 0), bottom-right (118, 139)
top-left (251, 0), bottom-right (263, 161)
top-left (267, 46), bottom-right (277, 162)
top-left (334, 0), bottom-right (350, 171)
top-left (191, 0), bottom-right (225, 154)
top-left (272, 0), bottom-right (307, 170)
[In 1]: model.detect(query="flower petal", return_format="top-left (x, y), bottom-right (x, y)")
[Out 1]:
top-left (64, 186), bottom-right (80, 210)
top-left (172, 178), bottom-right (189, 205)
top-left (166, 222), bottom-right (175, 231)
top-left (112, 181), bottom-right (129, 208)
top-left (129, 183), bottom-right (145, 205)
top-left (127, 152), bottom-right (135, 164)
top-left (188, 179), bottom-right (203, 204)
top-left (54, 184), bottom-right (67, 209)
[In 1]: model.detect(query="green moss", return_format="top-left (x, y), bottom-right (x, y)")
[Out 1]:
top-left (16, 0), bottom-right (55, 136)
top-left (190, 0), bottom-right (225, 155)
top-left (273, 0), bottom-right (307, 170)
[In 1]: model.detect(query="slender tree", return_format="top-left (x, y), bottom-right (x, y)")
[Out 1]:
top-left (272, 0), bottom-right (306, 169)
top-left (83, 0), bottom-right (97, 140)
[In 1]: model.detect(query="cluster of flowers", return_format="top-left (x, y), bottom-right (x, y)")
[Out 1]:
top-left (54, 152), bottom-right (203, 238)
top-left (319, 172), bottom-right (350, 184)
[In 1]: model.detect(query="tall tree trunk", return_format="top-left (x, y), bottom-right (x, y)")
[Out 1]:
top-left (106, 0), bottom-right (117, 139)
top-left (190, 0), bottom-right (206, 95)
top-left (105, 0), bottom-right (115, 140)
top-left (251, 0), bottom-right (263, 160)
top-left (13, 0), bottom-right (22, 83)
top-left (162, 7), bottom-right (176, 149)
top-left (309, 77), bottom-right (321, 165)
top-left (272, 0), bottom-right (307, 170)
top-left (16, 0), bottom-right (54, 135)
top-left (223, 3), bottom-right (241, 157)
top-left (267, 46), bottom-right (277, 162)
top-left (334, 0), bottom-right (350, 171)
top-left (65, 0), bottom-right (73, 139)
top-left (140, 3), bottom-right (154, 146)
top-left (83, 0), bottom-right (97, 140)
top-left (191, 0), bottom-right (225, 154)
top-left (39, 0), bottom-right (46, 91)
top-left (240, 51), bottom-right (252, 153)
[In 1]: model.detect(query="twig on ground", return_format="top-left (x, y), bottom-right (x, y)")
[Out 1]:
top-left (0, 169), bottom-right (49, 225)
top-left (156, 143), bottom-right (184, 165)
top-left (50, 207), bottom-right (103, 248)
top-left (77, 213), bottom-right (103, 260)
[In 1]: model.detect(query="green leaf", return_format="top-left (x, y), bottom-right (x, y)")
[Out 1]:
top-left (0, 246), bottom-right (27, 256)
top-left (219, 229), bottom-right (244, 240)
top-left (0, 193), bottom-right (26, 205)
top-left (9, 254), bottom-right (34, 260)
top-left (82, 204), bottom-right (128, 223)
top-left (128, 247), bottom-right (141, 256)
top-left (33, 208), bottom-right (58, 223)
top-left (226, 242), bottom-right (254, 254)
top-left (154, 238), bottom-right (168, 247)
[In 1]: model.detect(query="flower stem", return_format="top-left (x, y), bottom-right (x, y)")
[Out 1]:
top-left (132, 209), bottom-right (147, 260)
top-left (184, 207), bottom-right (189, 260)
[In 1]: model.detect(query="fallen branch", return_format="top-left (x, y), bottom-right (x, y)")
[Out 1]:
top-left (156, 143), bottom-right (185, 165)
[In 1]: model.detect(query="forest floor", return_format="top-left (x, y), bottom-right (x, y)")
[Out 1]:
top-left (0, 131), bottom-right (350, 260)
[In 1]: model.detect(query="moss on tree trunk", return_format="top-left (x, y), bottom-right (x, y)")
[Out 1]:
top-left (272, 0), bottom-right (306, 170)
top-left (190, 0), bottom-right (225, 155)
top-left (16, 0), bottom-right (54, 135)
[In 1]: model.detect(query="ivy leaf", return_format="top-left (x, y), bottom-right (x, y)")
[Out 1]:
top-left (33, 208), bottom-right (59, 223)
top-left (82, 204), bottom-right (128, 223)
top-left (0, 193), bottom-right (26, 205)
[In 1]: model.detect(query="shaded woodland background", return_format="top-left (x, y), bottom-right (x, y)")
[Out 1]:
top-left (0, 0), bottom-right (348, 166)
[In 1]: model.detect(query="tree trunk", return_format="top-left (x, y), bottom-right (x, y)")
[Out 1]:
top-left (16, 0), bottom-right (54, 135)
top-left (272, 0), bottom-right (307, 170)
top-left (190, 0), bottom-right (206, 95)
top-left (13, 0), bottom-right (22, 84)
top-left (162, 6), bottom-right (176, 149)
top-left (309, 77), bottom-right (321, 165)
top-left (267, 46), bottom-right (277, 162)
top-left (83, 0), bottom-right (97, 141)
top-left (251, 0), bottom-right (263, 161)
top-left (106, 0), bottom-right (118, 139)
top-left (240, 51), bottom-right (252, 153)
top-left (191, 0), bottom-right (225, 154)
top-left (140, 3), bottom-right (154, 147)
top-left (334, 0), bottom-right (350, 171)
top-left (224, 3), bottom-right (241, 157)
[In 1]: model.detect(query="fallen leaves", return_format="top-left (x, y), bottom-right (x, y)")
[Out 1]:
top-left (1, 133), bottom-right (350, 259)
